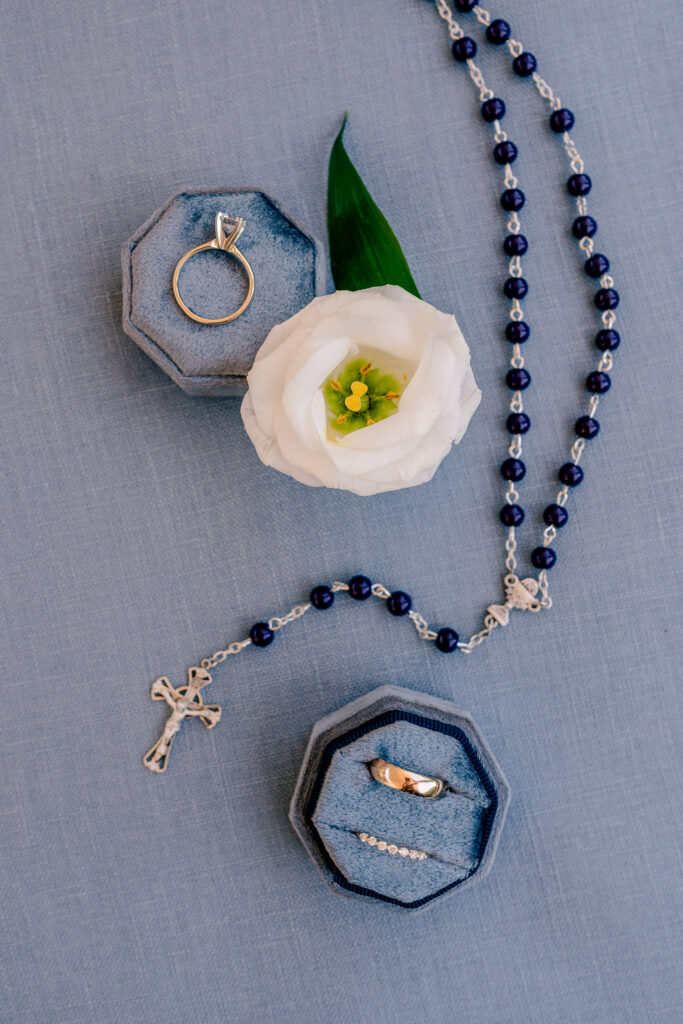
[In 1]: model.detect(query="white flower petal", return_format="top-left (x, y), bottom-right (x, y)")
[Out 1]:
top-left (240, 285), bottom-right (481, 496)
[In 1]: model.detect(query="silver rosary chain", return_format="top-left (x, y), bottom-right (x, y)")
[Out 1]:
top-left (189, 1), bottom-right (618, 679)
top-left (430, 0), bottom-right (617, 650)
top-left (199, 582), bottom-right (440, 671)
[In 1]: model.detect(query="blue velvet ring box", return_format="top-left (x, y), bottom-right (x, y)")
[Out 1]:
top-left (122, 188), bottom-right (326, 396)
top-left (290, 685), bottom-right (510, 911)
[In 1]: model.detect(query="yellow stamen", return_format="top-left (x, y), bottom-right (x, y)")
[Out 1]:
top-left (336, 413), bottom-right (347, 423)
top-left (366, 417), bottom-right (375, 426)
top-left (360, 362), bottom-right (373, 376)
top-left (330, 379), bottom-right (342, 391)
top-left (385, 391), bottom-right (400, 401)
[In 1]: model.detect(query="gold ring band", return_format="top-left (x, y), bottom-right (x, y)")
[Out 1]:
top-left (368, 758), bottom-right (443, 798)
top-left (172, 212), bottom-right (254, 325)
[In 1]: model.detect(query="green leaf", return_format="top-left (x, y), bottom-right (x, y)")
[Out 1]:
top-left (327, 114), bottom-right (421, 297)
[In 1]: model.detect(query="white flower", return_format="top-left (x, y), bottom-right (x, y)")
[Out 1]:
top-left (240, 285), bottom-right (481, 496)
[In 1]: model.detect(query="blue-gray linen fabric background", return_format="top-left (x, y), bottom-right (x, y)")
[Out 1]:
top-left (1, 1), bottom-right (682, 1022)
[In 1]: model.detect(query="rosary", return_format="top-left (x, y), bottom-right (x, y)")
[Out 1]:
top-left (144, 0), bottom-right (621, 773)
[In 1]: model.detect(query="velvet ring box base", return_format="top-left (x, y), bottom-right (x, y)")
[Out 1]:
top-left (122, 188), bottom-right (326, 396)
top-left (290, 685), bottom-right (510, 911)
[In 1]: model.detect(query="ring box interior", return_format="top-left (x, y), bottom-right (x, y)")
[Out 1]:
top-left (290, 685), bottom-right (510, 911)
top-left (122, 187), bottom-right (326, 396)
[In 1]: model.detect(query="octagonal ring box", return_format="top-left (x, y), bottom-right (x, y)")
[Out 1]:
top-left (122, 188), bottom-right (326, 396)
top-left (290, 685), bottom-right (510, 911)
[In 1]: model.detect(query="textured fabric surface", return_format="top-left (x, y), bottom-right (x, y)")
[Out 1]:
top-left (126, 189), bottom-right (323, 385)
top-left (1, 0), bottom-right (682, 1022)
top-left (313, 720), bottom-right (491, 904)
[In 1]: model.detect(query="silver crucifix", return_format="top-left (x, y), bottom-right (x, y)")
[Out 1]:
top-left (143, 666), bottom-right (221, 773)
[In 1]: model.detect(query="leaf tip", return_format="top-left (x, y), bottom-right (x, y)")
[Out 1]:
top-left (335, 111), bottom-right (349, 145)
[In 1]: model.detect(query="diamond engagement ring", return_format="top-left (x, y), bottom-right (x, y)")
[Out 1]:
top-left (172, 211), bottom-right (255, 325)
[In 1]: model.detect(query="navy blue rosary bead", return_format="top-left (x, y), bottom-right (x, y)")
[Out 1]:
top-left (549, 108), bottom-right (575, 133)
top-left (531, 546), bottom-right (557, 569)
top-left (435, 627), bottom-right (460, 653)
top-left (559, 463), bottom-right (584, 487)
top-left (505, 321), bottom-right (530, 343)
top-left (575, 415), bottom-right (600, 439)
top-left (501, 188), bottom-right (525, 212)
top-left (506, 367), bottom-right (531, 390)
top-left (567, 173), bottom-right (592, 196)
top-left (543, 504), bottom-right (568, 528)
top-left (572, 215), bottom-right (598, 239)
top-left (493, 140), bottom-right (518, 165)
top-left (482, 97), bottom-right (505, 122)
top-left (586, 371), bottom-right (611, 394)
top-left (501, 458), bottom-right (526, 481)
top-left (348, 575), bottom-right (372, 600)
top-left (507, 412), bottom-right (530, 434)
top-left (486, 18), bottom-right (511, 44)
top-left (513, 52), bottom-right (537, 76)
top-left (595, 328), bottom-right (620, 351)
top-left (250, 621), bottom-right (274, 647)
top-left (454, 0), bottom-right (478, 10)
top-left (503, 233), bottom-right (528, 257)
top-left (452, 37), bottom-right (477, 62)
top-left (595, 288), bottom-right (620, 310)
top-left (585, 253), bottom-right (610, 278)
top-left (500, 504), bottom-right (525, 527)
top-left (504, 277), bottom-right (528, 299)
top-left (310, 585), bottom-right (334, 610)
top-left (387, 591), bottom-right (412, 617)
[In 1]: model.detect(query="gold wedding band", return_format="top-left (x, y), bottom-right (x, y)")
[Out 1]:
top-left (172, 211), bottom-right (254, 325)
top-left (368, 758), bottom-right (443, 798)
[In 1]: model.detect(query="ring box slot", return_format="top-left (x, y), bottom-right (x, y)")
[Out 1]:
top-left (290, 686), bottom-right (510, 911)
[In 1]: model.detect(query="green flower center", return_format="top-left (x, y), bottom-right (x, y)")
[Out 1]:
top-left (324, 357), bottom-right (403, 435)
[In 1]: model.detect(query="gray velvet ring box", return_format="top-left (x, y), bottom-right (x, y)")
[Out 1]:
top-left (290, 685), bottom-right (510, 911)
top-left (122, 188), bottom-right (326, 396)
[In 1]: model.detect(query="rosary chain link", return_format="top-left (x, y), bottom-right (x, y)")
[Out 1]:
top-left (474, 6), bottom-right (491, 28)
top-left (435, 0), bottom-right (463, 40)
top-left (570, 437), bottom-right (586, 464)
top-left (510, 390), bottom-right (524, 414)
top-left (268, 603), bottom-right (311, 630)
top-left (458, 614), bottom-right (500, 653)
top-left (537, 570), bottom-right (553, 609)
top-left (201, 639), bottom-right (251, 672)
top-left (505, 527), bottom-right (518, 573)
top-left (408, 610), bottom-right (438, 642)
top-left (467, 58), bottom-right (493, 102)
